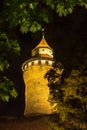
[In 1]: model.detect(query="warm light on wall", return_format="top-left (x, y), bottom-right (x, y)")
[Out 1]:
top-left (22, 37), bottom-right (59, 116)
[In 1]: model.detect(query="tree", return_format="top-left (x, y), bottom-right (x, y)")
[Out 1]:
top-left (1, 0), bottom-right (87, 33)
top-left (0, 0), bottom-right (87, 101)
top-left (45, 47), bottom-right (87, 129)
top-left (0, 32), bottom-right (20, 102)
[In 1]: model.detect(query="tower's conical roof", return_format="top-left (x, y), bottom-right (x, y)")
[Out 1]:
top-left (35, 37), bottom-right (52, 50)
top-left (32, 36), bottom-right (53, 58)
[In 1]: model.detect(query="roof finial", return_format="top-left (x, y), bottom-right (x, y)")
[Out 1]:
top-left (41, 28), bottom-right (45, 39)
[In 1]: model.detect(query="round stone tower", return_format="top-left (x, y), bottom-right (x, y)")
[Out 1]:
top-left (22, 36), bottom-right (54, 116)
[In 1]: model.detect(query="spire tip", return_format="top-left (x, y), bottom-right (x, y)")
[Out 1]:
top-left (41, 28), bottom-right (45, 39)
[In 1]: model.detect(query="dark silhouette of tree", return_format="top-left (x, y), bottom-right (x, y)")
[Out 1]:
top-left (45, 45), bottom-right (87, 130)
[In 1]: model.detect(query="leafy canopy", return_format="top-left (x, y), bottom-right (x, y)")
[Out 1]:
top-left (1, 0), bottom-right (87, 33)
top-left (0, 32), bottom-right (20, 102)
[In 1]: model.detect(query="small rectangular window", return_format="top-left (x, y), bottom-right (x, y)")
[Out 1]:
top-left (45, 60), bottom-right (49, 65)
top-left (31, 61), bottom-right (34, 65)
top-left (38, 60), bottom-right (41, 65)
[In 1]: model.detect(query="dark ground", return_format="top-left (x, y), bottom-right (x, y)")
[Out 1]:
top-left (0, 115), bottom-right (49, 130)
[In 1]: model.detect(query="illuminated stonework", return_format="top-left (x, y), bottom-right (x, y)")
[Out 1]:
top-left (22, 37), bottom-right (55, 116)
top-left (22, 58), bottom-right (53, 71)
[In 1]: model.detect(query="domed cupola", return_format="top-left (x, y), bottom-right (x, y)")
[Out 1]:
top-left (32, 36), bottom-right (53, 59)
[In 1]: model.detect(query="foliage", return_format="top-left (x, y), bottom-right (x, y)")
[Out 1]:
top-left (0, 32), bottom-right (20, 101)
top-left (45, 52), bottom-right (87, 129)
top-left (0, 77), bottom-right (17, 102)
top-left (45, 62), bottom-right (64, 103)
top-left (0, 0), bottom-right (87, 102)
top-left (1, 0), bottom-right (87, 33)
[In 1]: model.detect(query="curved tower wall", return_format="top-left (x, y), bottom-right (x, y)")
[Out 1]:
top-left (22, 37), bottom-right (57, 116)
top-left (22, 59), bottom-right (54, 116)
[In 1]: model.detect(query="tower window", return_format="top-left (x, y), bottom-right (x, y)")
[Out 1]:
top-left (38, 60), bottom-right (41, 65)
top-left (31, 61), bottom-right (34, 65)
top-left (45, 60), bottom-right (49, 65)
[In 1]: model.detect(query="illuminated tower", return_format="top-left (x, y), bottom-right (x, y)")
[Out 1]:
top-left (22, 35), bottom-right (54, 116)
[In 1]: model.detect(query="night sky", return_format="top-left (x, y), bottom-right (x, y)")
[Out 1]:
top-left (0, 6), bottom-right (87, 117)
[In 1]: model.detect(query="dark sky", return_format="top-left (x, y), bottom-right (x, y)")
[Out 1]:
top-left (0, 6), bottom-right (87, 117)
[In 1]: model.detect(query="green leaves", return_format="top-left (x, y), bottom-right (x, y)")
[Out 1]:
top-left (0, 33), bottom-right (20, 55)
top-left (21, 21), bottom-right (41, 33)
top-left (29, 2), bottom-right (38, 10)
top-left (56, 4), bottom-right (65, 16)
top-left (0, 58), bottom-right (9, 71)
top-left (1, 0), bottom-right (87, 33)
top-left (0, 77), bottom-right (18, 102)
top-left (29, 22), bottom-right (41, 32)
top-left (0, 32), bottom-right (20, 101)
